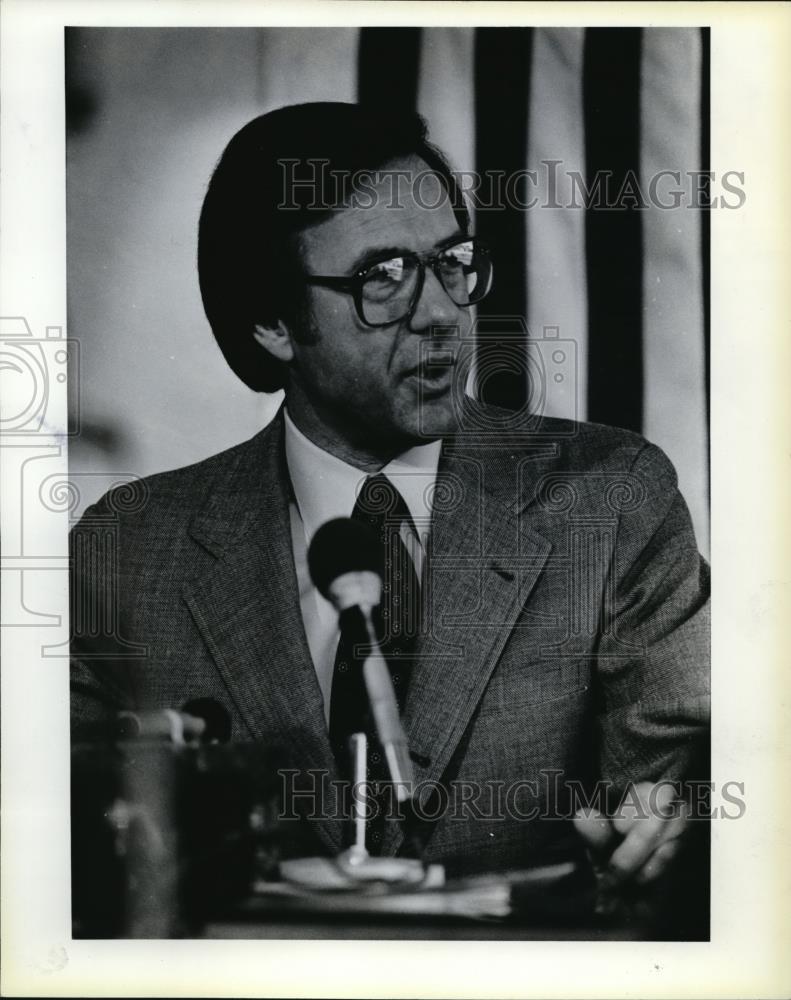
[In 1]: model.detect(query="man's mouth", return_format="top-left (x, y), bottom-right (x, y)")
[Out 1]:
top-left (405, 350), bottom-right (458, 389)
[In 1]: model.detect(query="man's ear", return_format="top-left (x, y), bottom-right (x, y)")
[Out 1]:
top-left (253, 320), bottom-right (295, 363)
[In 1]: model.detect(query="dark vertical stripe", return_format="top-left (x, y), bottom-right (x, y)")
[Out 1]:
top-left (474, 27), bottom-right (533, 410)
top-left (583, 28), bottom-right (644, 432)
top-left (357, 28), bottom-right (421, 110)
top-left (65, 27), bottom-right (99, 137)
top-left (700, 27), bottom-right (711, 455)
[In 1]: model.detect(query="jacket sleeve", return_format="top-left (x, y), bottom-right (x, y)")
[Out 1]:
top-left (593, 441), bottom-right (710, 792)
top-left (70, 496), bottom-right (140, 739)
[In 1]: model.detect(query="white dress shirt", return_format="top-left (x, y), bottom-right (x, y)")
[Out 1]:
top-left (284, 408), bottom-right (441, 722)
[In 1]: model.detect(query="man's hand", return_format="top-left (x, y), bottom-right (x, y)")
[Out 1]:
top-left (573, 781), bottom-right (689, 886)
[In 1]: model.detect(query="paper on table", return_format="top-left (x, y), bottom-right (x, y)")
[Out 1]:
top-left (249, 860), bottom-right (578, 922)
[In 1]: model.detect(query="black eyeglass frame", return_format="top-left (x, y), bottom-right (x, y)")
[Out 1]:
top-left (302, 238), bottom-right (493, 329)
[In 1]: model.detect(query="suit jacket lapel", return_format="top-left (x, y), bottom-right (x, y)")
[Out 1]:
top-left (402, 440), bottom-right (555, 791)
top-left (183, 411), bottom-right (343, 852)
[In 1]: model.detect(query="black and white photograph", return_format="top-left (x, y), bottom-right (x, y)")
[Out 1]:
top-left (65, 22), bottom-right (714, 941)
top-left (1, 2), bottom-right (789, 998)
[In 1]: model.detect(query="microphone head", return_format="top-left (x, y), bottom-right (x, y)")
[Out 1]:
top-left (307, 517), bottom-right (383, 599)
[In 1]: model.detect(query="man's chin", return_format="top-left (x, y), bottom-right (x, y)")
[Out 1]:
top-left (404, 394), bottom-right (459, 443)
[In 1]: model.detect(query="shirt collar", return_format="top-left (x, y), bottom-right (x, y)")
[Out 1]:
top-left (284, 408), bottom-right (442, 544)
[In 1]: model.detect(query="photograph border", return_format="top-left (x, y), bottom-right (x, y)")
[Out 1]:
top-left (2, 1), bottom-right (790, 997)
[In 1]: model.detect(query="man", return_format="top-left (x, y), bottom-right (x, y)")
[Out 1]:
top-left (71, 103), bottom-right (709, 902)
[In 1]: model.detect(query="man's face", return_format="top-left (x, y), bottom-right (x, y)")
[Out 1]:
top-left (281, 155), bottom-right (473, 465)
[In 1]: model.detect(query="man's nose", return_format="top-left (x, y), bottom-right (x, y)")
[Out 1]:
top-left (407, 266), bottom-right (462, 333)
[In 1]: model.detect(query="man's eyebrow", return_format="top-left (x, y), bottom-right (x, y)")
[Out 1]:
top-left (346, 230), bottom-right (471, 275)
top-left (346, 245), bottom-right (406, 274)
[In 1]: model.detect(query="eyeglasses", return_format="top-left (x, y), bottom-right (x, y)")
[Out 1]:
top-left (302, 238), bottom-right (493, 328)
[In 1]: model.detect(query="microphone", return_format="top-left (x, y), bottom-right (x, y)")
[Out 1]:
top-left (308, 518), bottom-right (415, 799)
top-left (307, 516), bottom-right (384, 614)
top-left (112, 698), bottom-right (231, 744)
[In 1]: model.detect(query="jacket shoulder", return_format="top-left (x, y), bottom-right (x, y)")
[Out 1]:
top-left (450, 404), bottom-right (657, 471)
top-left (74, 418), bottom-right (280, 529)
top-left (540, 415), bottom-right (657, 472)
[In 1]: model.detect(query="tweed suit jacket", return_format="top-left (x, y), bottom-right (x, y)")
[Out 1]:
top-left (70, 405), bottom-right (710, 876)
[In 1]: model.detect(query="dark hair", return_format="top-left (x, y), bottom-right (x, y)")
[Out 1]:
top-left (197, 102), bottom-right (469, 392)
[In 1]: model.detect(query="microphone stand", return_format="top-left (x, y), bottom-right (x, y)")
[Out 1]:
top-left (346, 732), bottom-right (370, 866)
top-left (333, 603), bottom-right (426, 884)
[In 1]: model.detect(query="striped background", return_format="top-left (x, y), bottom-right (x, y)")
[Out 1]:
top-left (361, 26), bottom-right (709, 554)
top-left (67, 26), bottom-right (709, 554)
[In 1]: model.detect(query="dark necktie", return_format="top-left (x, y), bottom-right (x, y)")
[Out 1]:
top-left (328, 474), bottom-right (421, 852)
